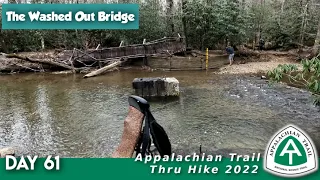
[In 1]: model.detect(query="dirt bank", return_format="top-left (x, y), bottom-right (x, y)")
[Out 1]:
top-left (215, 54), bottom-right (302, 75)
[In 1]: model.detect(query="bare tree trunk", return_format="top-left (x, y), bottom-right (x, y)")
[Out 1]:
top-left (313, 20), bottom-right (320, 56)
top-left (300, 1), bottom-right (309, 46)
top-left (279, 0), bottom-right (286, 28)
top-left (256, 25), bottom-right (261, 45)
top-left (166, 0), bottom-right (174, 36)
top-left (181, 0), bottom-right (188, 47)
top-left (281, 0), bottom-right (286, 14)
top-left (255, 0), bottom-right (263, 47)
top-left (258, 0), bottom-right (264, 40)
top-left (41, 36), bottom-right (45, 50)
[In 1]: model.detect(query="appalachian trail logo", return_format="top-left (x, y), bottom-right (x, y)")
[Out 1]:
top-left (264, 124), bottom-right (318, 177)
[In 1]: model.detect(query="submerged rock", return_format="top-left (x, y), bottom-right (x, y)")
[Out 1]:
top-left (0, 147), bottom-right (15, 157)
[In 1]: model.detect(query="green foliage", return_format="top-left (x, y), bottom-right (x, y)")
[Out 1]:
top-left (0, 0), bottom-right (171, 51)
top-left (264, 0), bottom-right (319, 49)
top-left (0, 0), bottom-right (319, 52)
top-left (119, 1), bottom-right (167, 44)
top-left (267, 56), bottom-right (320, 106)
top-left (182, 0), bottom-right (247, 50)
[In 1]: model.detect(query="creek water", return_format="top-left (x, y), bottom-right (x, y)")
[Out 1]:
top-left (0, 70), bottom-right (319, 157)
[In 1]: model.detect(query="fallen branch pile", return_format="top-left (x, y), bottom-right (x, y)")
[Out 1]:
top-left (0, 35), bottom-right (186, 78)
top-left (1, 53), bottom-right (76, 71)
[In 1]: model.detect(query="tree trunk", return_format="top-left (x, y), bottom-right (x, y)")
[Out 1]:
top-left (256, 0), bottom-right (264, 43)
top-left (181, 0), bottom-right (188, 47)
top-left (41, 36), bottom-right (45, 50)
top-left (166, 0), bottom-right (174, 36)
top-left (299, 1), bottom-right (309, 46)
top-left (313, 20), bottom-right (320, 56)
top-left (281, 0), bottom-right (286, 14)
top-left (280, 0), bottom-right (286, 27)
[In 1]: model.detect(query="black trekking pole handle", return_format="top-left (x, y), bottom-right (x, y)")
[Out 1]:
top-left (128, 95), bottom-right (172, 158)
top-left (128, 95), bottom-right (150, 114)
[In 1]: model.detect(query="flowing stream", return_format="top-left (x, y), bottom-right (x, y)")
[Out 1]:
top-left (0, 70), bottom-right (319, 157)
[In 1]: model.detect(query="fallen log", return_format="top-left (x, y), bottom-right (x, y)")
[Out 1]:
top-left (0, 53), bottom-right (76, 71)
top-left (83, 58), bottom-right (126, 78)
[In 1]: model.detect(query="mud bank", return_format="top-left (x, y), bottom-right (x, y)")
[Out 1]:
top-left (216, 54), bottom-right (302, 75)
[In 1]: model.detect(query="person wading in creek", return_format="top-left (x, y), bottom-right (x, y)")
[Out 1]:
top-left (112, 95), bottom-right (171, 158)
top-left (225, 45), bottom-right (235, 66)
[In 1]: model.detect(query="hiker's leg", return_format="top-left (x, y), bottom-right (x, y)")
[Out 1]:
top-left (231, 54), bottom-right (234, 65)
top-left (112, 106), bottom-right (144, 158)
top-left (229, 54), bottom-right (234, 65)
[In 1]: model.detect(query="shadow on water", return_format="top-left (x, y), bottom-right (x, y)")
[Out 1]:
top-left (0, 69), bottom-right (319, 157)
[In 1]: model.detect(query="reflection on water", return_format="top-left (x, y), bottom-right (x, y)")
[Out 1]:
top-left (0, 70), bottom-right (319, 157)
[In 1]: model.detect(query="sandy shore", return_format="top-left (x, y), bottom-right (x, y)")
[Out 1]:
top-left (215, 55), bottom-right (302, 75)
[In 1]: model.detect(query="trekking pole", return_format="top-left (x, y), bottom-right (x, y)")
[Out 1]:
top-left (128, 95), bottom-right (172, 158)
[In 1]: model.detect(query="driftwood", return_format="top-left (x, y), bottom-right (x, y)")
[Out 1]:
top-left (1, 53), bottom-right (76, 71)
top-left (51, 70), bottom-right (75, 75)
top-left (119, 41), bottom-right (124, 47)
top-left (83, 58), bottom-right (127, 78)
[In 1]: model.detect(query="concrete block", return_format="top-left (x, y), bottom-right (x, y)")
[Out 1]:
top-left (132, 77), bottom-right (179, 97)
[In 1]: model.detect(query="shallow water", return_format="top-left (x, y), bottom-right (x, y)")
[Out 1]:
top-left (0, 70), bottom-right (319, 157)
